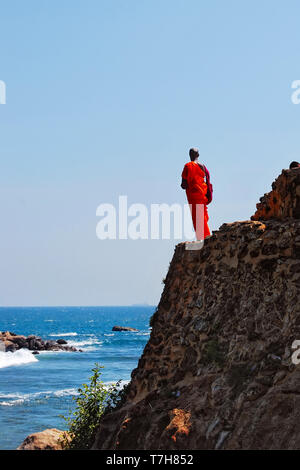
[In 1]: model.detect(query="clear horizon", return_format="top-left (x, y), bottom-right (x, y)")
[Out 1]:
top-left (0, 304), bottom-right (156, 308)
top-left (1, 1), bottom-right (300, 306)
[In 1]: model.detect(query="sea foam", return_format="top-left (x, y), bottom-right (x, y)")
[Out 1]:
top-left (49, 332), bottom-right (78, 337)
top-left (0, 387), bottom-right (79, 406)
top-left (67, 337), bottom-right (103, 351)
top-left (0, 349), bottom-right (38, 369)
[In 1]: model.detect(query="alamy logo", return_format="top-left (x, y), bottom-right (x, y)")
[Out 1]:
top-left (0, 81), bottom-right (6, 104)
top-left (291, 80), bottom-right (300, 104)
top-left (291, 340), bottom-right (300, 365)
top-left (96, 196), bottom-right (205, 242)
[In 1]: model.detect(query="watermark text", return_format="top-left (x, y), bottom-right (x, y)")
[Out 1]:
top-left (96, 196), bottom-right (205, 241)
top-left (0, 80), bottom-right (6, 104)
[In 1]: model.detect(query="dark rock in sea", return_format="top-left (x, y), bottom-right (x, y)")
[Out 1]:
top-left (112, 326), bottom-right (138, 332)
top-left (57, 339), bottom-right (67, 345)
top-left (0, 332), bottom-right (81, 353)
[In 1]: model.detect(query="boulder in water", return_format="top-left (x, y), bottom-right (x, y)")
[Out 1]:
top-left (112, 325), bottom-right (138, 332)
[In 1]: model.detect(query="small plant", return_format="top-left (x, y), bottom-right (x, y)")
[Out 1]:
top-left (60, 363), bottom-right (123, 450)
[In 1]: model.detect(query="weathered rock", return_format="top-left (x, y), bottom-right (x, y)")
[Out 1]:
top-left (4, 340), bottom-right (17, 352)
top-left (252, 167), bottom-right (300, 221)
top-left (112, 326), bottom-right (138, 332)
top-left (92, 169), bottom-right (300, 450)
top-left (17, 429), bottom-right (67, 450)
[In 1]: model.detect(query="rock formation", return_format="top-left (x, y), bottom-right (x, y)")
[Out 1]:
top-left (252, 167), bottom-right (300, 220)
top-left (0, 331), bottom-right (81, 353)
top-left (17, 429), bottom-right (67, 450)
top-left (92, 168), bottom-right (300, 450)
top-left (112, 326), bottom-right (138, 332)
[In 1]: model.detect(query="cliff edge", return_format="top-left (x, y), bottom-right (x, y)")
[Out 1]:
top-left (93, 168), bottom-right (300, 450)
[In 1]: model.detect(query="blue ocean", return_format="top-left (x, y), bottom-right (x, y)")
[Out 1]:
top-left (0, 306), bottom-right (154, 450)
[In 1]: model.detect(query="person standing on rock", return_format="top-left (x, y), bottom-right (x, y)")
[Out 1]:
top-left (181, 148), bottom-right (212, 240)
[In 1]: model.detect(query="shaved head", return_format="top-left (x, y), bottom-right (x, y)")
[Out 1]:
top-left (189, 148), bottom-right (199, 161)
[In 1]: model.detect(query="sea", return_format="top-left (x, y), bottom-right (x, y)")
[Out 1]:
top-left (0, 306), bottom-right (155, 450)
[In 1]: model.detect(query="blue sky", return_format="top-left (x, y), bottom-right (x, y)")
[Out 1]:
top-left (0, 0), bottom-right (300, 306)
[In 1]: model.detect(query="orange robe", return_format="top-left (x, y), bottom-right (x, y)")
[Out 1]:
top-left (182, 161), bottom-right (210, 240)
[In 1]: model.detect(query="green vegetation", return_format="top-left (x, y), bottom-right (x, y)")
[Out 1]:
top-left (202, 339), bottom-right (225, 367)
top-left (60, 364), bottom-right (126, 450)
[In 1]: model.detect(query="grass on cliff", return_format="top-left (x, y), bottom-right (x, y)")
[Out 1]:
top-left (60, 363), bottom-right (128, 450)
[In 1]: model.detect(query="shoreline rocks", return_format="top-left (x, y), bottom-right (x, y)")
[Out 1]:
top-left (0, 331), bottom-right (81, 353)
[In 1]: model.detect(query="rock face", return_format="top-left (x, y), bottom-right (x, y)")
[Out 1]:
top-left (17, 429), bottom-right (66, 450)
top-left (112, 326), bottom-right (138, 332)
top-left (0, 332), bottom-right (80, 353)
top-left (93, 168), bottom-right (300, 450)
top-left (252, 167), bottom-right (300, 221)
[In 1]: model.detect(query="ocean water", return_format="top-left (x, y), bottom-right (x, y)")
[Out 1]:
top-left (0, 306), bottom-right (154, 450)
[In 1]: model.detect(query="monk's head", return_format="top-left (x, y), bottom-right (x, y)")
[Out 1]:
top-left (289, 161), bottom-right (300, 169)
top-left (189, 148), bottom-right (199, 161)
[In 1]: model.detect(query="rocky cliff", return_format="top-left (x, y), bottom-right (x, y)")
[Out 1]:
top-left (92, 168), bottom-right (300, 450)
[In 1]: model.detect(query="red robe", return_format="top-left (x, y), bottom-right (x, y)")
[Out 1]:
top-left (182, 161), bottom-right (210, 240)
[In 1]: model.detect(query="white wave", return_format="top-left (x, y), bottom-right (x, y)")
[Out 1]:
top-left (0, 399), bottom-right (25, 407)
top-left (52, 388), bottom-right (79, 397)
top-left (44, 319), bottom-right (55, 322)
top-left (0, 382), bottom-right (129, 407)
top-left (37, 350), bottom-right (71, 355)
top-left (0, 388), bottom-right (79, 407)
top-left (104, 333), bottom-right (114, 337)
top-left (0, 349), bottom-right (38, 369)
top-left (0, 388), bottom-right (78, 400)
top-left (49, 332), bottom-right (78, 337)
top-left (0, 392), bottom-right (20, 399)
top-left (67, 338), bottom-right (103, 348)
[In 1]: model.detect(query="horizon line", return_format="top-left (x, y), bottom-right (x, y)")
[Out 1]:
top-left (0, 304), bottom-right (156, 308)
